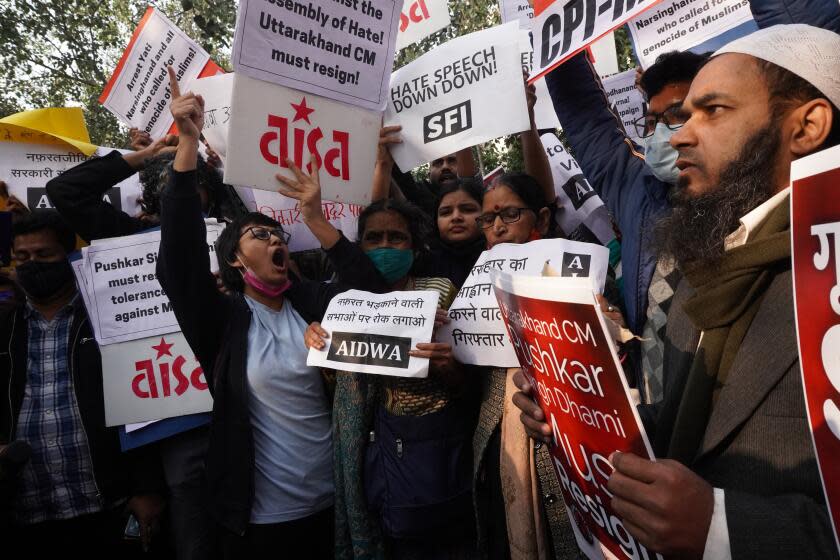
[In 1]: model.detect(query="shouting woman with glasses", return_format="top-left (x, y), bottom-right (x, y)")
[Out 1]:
top-left (155, 67), bottom-right (391, 559)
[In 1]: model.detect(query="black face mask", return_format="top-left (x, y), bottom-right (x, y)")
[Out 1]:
top-left (16, 260), bottom-right (75, 302)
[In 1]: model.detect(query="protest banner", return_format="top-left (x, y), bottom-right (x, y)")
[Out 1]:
top-left (519, 30), bottom-right (563, 130)
top-left (224, 74), bottom-right (380, 205)
top-left (396, 0), bottom-right (451, 50)
top-left (541, 132), bottom-right (611, 241)
top-left (189, 73), bottom-right (234, 162)
top-left (791, 144), bottom-right (840, 556)
top-left (385, 22), bottom-right (530, 171)
top-left (80, 223), bottom-right (224, 346)
top-left (231, 0), bottom-right (402, 111)
top-left (528, 0), bottom-right (662, 83)
top-left (628, 0), bottom-right (755, 69)
top-left (439, 238), bottom-right (609, 367)
top-left (600, 69), bottom-right (646, 145)
top-left (499, 0), bottom-right (535, 29)
top-left (307, 289), bottom-right (439, 377)
top-left (492, 272), bottom-right (657, 560)
top-left (0, 142), bottom-right (143, 217)
top-left (99, 7), bottom-right (221, 138)
top-left (100, 331), bottom-right (213, 426)
top-left (247, 189), bottom-right (362, 252)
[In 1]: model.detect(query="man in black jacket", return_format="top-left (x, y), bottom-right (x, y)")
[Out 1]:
top-left (46, 137), bottom-right (223, 560)
top-left (0, 212), bottom-right (165, 553)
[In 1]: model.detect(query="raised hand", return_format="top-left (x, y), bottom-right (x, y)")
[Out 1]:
top-left (276, 158), bottom-right (323, 223)
top-left (167, 66), bottom-right (204, 141)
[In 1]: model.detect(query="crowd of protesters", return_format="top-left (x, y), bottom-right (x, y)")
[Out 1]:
top-left (2, 0), bottom-right (840, 558)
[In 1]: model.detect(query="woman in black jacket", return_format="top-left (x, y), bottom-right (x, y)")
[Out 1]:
top-left (155, 68), bottom-right (388, 558)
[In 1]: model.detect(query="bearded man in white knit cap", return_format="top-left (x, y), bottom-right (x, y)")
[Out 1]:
top-left (512, 24), bottom-right (840, 559)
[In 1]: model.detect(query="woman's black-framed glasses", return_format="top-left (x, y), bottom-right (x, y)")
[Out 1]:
top-left (631, 104), bottom-right (686, 138)
top-left (476, 207), bottom-right (534, 229)
top-left (241, 226), bottom-right (291, 245)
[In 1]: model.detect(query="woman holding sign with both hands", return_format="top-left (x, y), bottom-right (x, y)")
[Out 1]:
top-left (280, 149), bottom-right (482, 559)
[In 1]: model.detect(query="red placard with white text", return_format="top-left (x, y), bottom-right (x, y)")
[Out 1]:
top-left (99, 6), bottom-right (224, 139)
top-left (791, 144), bottom-right (840, 557)
top-left (528, 0), bottom-right (663, 83)
top-left (492, 272), bottom-right (659, 560)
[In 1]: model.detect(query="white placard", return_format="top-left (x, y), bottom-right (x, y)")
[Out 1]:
top-left (83, 224), bottom-right (224, 346)
top-left (439, 238), bottom-right (609, 367)
top-left (99, 7), bottom-right (212, 138)
top-left (231, 0), bottom-right (402, 111)
top-left (629, 0), bottom-right (753, 69)
top-left (0, 142), bottom-right (142, 217)
top-left (396, 0), bottom-right (451, 50)
top-left (589, 31), bottom-right (619, 78)
top-left (189, 73), bottom-right (233, 161)
top-left (518, 30), bottom-right (562, 130)
top-left (529, 0), bottom-right (658, 82)
top-left (499, 0), bottom-right (534, 30)
top-left (100, 332), bottom-right (213, 426)
top-left (385, 22), bottom-right (530, 170)
top-left (224, 74), bottom-right (380, 205)
top-left (601, 69), bottom-right (646, 145)
top-left (541, 132), bottom-right (606, 236)
top-left (307, 289), bottom-right (440, 377)
top-left (248, 189), bottom-right (362, 253)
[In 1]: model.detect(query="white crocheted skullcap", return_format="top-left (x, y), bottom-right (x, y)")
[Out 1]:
top-left (714, 24), bottom-right (840, 109)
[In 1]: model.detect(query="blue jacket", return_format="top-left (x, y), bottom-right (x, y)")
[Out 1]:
top-left (545, 53), bottom-right (668, 334)
top-left (544, 0), bottom-right (840, 334)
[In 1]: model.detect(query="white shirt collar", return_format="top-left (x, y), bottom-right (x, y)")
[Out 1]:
top-left (724, 187), bottom-right (791, 251)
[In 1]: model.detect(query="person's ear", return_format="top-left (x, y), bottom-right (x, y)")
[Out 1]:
top-left (536, 207), bottom-right (551, 236)
top-left (788, 98), bottom-right (834, 157)
top-left (228, 252), bottom-right (245, 271)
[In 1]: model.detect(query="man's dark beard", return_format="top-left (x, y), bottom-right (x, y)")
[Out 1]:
top-left (653, 122), bottom-right (781, 270)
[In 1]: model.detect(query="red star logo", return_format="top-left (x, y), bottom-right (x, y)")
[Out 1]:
top-left (152, 337), bottom-right (174, 359)
top-left (290, 97), bottom-right (315, 124)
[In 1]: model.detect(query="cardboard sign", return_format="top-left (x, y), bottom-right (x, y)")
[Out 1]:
top-left (492, 272), bottom-right (657, 560)
top-left (628, 0), bottom-right (754, 69)
top-left (519, 30), bottom-right (562, 130)
top-left (0, 107), bottom-right (97, 155)
top-left (439, 238), bottom-right (609, 367)
top-left (0, 142), bottom-right (142, 217)
top-left (589, 31), bottom-right (619, 78)
top-left (385, 22), bottom-right (530, 170)
top-left (601, 69), bottom-right (646, 145)
top-left (529, 0), bottom-right (662, 83)
top-left (188, 73), bottom-right (234, 162)
top-left (100, 332), bottom-right (213, 426)
top-left (231, 0), bottom-right (402, 111)
top-left (224, 74), bottom-right (380, 205)
top-left (99, 7), bottom-right (218, 138)
top-left (541, 132), bottom-right (610, 239)
top-left (499, 0), bottom-right (535, 29)
top-left (307, 289), bottom-right (439, 377)
top-left (791, 144), bottom-right (840, 556)
top-left (248, 189), bottom-right (362, 253)
top-left (396, 0), bottom-right (451, 50)
top-left (77, 224), bottom-right (224, 346)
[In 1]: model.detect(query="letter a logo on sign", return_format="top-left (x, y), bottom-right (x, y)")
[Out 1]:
top-left (561, 252), bottom-right (591, 277)
top-left (561, 175), bottom-right (596, 210)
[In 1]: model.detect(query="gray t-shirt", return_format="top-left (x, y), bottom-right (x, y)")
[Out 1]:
top-left (244, 295), bottom-right (334, 523)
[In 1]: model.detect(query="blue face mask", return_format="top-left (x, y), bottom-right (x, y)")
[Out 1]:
top-left (365, 247), bottom-right (414, 284)
top-left (643, 122), bottom-right (682, 185)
